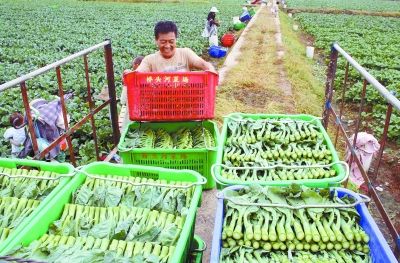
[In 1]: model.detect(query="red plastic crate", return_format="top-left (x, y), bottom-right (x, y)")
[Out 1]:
top-left (124, 71), bottom-right (218, 121)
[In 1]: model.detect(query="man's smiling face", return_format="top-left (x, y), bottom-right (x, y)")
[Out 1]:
top-left (156, 32), bottom-right (177, 59)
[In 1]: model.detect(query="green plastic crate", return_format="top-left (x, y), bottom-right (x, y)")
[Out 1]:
top-left (0, 158), bottom-right (74, 251)
top-left (0, 162), bottom-right (204, 263)
top-left (233, 22), bottom-right (245, 30)
top-left (189, 235), bottom-right (206, 263)
top-left (213, 113), bottom-right (347, 189)
top-left (118, 121), bottom-right (219, 189)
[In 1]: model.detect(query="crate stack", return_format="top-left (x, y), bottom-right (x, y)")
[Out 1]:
top-left (119, 71), bottom-right (220, 190)
top-left (209, 113), bottom-right (398, 262)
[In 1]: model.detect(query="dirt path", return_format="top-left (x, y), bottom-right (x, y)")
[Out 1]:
top-left (271, 1), bottom-right (295, 113)
top-left (217, 4), bottom-right (263, 85)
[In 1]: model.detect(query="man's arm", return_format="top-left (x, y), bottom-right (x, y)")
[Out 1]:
top-left (187, 48), bottom-right (217, 73)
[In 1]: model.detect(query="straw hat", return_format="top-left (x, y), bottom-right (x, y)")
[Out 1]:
top-left (210, 6), bottom-right (219, 13)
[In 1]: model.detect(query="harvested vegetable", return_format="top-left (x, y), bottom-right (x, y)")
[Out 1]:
top-left (220, 247), bottom-right (371, 263)
top-left (0, 167), bottom-right (62, 200)
top-left (8, 234), bottom-right (174, 263)
top-left (0, 197), bottom-right (40, 242)
top-left (49, 204), bottom-right (183, 246)
top-left (72, 175), bottom-right (194, 216)
top-left (220, 185), bottom-right (371, 262)
top-left (120, 126), bottom-right (215, 149)
top-left (222, 118), bottom-right (337, 181)
top-left (0, 167), bottom-right (64, 243)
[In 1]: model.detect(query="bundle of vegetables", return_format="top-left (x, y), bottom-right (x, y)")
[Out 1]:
top-left (72, 176), bottom-right (194, 216)
top-left (0, 197), bottom-right (40, 241)
top-left (121, 126), bottom-right (215, 149)
top-left (49, 204), bottom-right (183, 246)
top-left (7, 234), bottom-right (174, 263)
top-left (220, 247), bottom-right (371, 263)
top-left (221, 185), bottom-right (370, 256)
top-left (222, 118), bottom-right (337, 181)
top-left (221, 166), bottom-right (336, 181)
top-left (0, 167), bottom-right (61, 200)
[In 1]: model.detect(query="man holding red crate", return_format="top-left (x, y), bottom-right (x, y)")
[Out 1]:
top-left (118, 21), bottom-right (217, 131)
top-left (136, 21), bottom-right (216, 73)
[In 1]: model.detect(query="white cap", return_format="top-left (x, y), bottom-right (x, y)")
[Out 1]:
top-left (242, 7), bottom-right (248, 11)
top-left (210, 6), bottom-right (219, 13)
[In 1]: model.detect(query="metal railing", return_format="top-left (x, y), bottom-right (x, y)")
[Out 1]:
top-left (0, 40), bottom-right (120, 166)
top-left (323, 42), bottom-right (400, 256)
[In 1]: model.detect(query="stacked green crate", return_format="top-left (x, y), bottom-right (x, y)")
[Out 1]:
top-left (213, 113), bottom-right (347, 189)
top-left (0, 163), bottom-right (203, 263)
top-left (118, 121), bottom-right (219, 189)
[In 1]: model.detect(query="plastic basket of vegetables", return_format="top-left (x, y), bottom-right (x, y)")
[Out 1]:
top-left (233, 22), bottom-right (246, 31)
top-left (210, 185), bottom-right (397, 263)
top-left (0, 158), bottom-right (74, 251)
top-left (118, 120), bottom-right (219, 189)
top-left (212, 113), bottom-right (348, 189)
top-left (0, 162), bottom-right (205, 263)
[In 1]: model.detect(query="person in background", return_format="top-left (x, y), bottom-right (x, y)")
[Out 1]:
top-left (3, 112), bottom-right (26, 158)
top-left (137, 20), bottom-right (216, 72)
top-left (17, 94), bottom-right (72, 161)
top-left (271, 2), bottom-right (278, 17)
top-left (202, 7), bottom-right (220, 47)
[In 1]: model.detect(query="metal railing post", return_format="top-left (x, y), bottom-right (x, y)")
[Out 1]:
top-left (104, 40), bottom-right (120, 146)
top-left (83, 55), bottom-right (101, 161)
top-left (334, 61), bottom-right (349, 148)
top-left (20, 82), bottom-right (39, 155)
top-left (372, 103), bottom-right (393, 180)
top-left (55, 66), bottom-right (76, 166)
top-left (323, 43), bottom-right (338, 129)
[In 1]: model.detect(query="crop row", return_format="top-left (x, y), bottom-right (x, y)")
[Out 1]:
top-left (286, 0), bottom-right (400, 12)
top-left (293, 13), bottom-right (400, 142)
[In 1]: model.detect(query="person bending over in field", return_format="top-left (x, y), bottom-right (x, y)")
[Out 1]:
top-left (136, 20), bottom-right (216, 73)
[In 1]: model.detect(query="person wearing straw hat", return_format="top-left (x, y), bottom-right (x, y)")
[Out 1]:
top-left (202, 6), bottom-right (220, 47)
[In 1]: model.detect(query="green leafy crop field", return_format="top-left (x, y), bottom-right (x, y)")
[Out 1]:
top-left (286, 0), bottom-right (400, 12)
top-left (294, 13), bottom-right (400, 140)
top-left (0, 0), bottom-right (242, 162)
